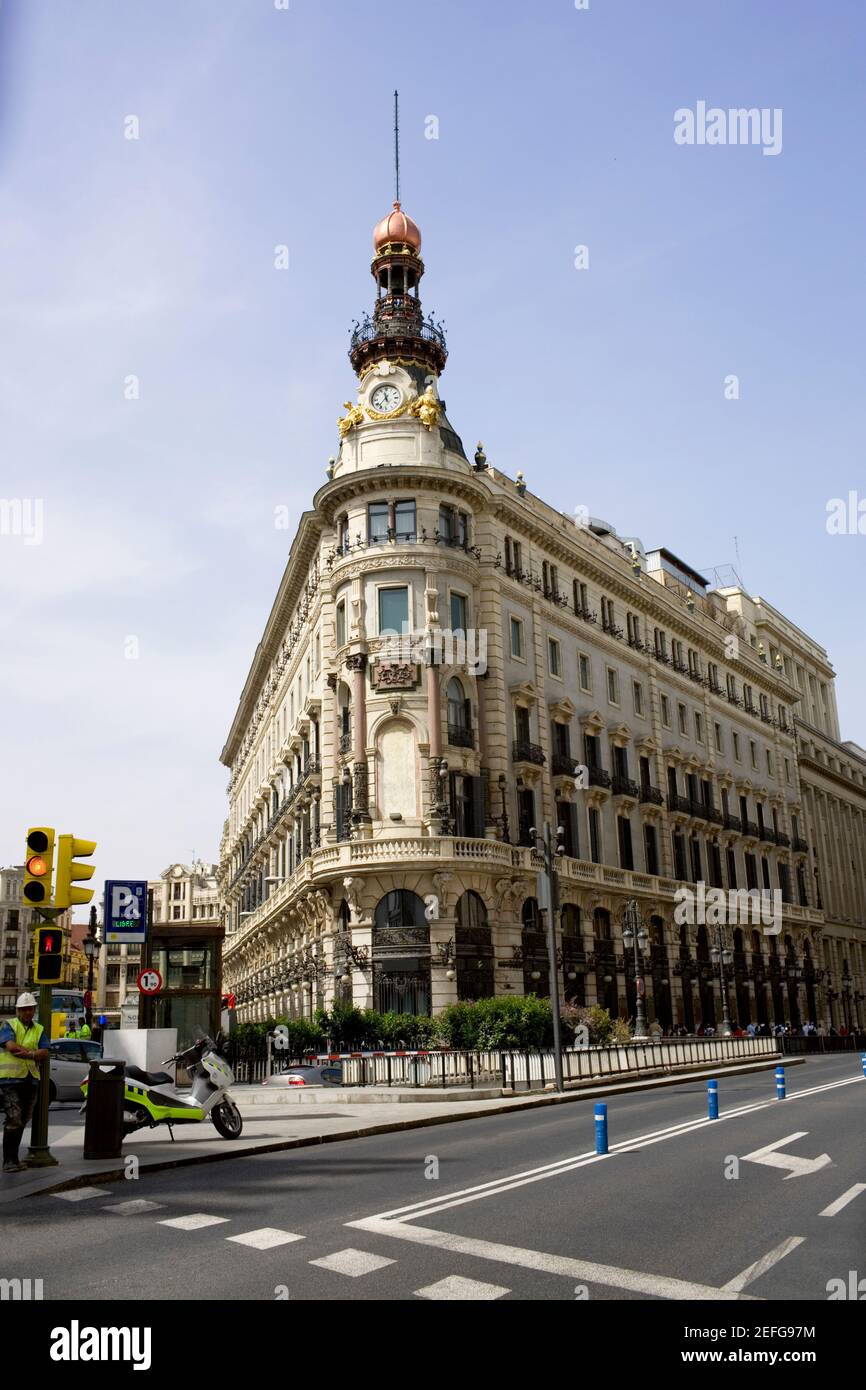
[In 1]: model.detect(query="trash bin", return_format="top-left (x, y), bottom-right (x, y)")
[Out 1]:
top-left (83, 1059), bottom-right (125, 1160)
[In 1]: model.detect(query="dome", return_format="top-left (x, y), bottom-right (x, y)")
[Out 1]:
top-left (373, 201), bottom-right (421, 252)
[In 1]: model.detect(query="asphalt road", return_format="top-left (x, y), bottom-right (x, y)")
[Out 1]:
top-left (3, 1055), bottom-right (863, 1302)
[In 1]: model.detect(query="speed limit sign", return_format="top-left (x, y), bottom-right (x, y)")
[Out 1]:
top-left (137, 967), bottom-right (163, 995)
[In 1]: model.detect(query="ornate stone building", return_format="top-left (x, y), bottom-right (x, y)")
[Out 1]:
top-left (218, 200), bottom-right (863, 1033)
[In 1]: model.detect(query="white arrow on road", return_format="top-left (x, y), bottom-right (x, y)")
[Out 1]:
top-left (741, 1131), bottom-right (832, 1179)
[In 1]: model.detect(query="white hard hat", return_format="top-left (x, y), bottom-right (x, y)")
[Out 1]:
top-left (16, 992), bottom-right (38, 1009)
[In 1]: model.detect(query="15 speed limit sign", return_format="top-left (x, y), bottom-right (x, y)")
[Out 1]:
top-left (137, 968), bottom-right (163, 995)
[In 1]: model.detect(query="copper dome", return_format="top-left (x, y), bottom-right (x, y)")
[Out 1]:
top-left (373, 201), bottom-right (421, 252)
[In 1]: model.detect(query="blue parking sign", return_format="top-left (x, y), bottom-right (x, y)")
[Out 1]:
top-left (105, 880), bottom-right (148, 944)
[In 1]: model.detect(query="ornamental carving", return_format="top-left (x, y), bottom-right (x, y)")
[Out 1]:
top-left (408, 387), bottom-right (442, 430)
top-left (371, 662), bottom-right (420, 691)
top-left (338, 400), bottom-right (364, 438)
top-left (344, 653), bottom-right (368, 672)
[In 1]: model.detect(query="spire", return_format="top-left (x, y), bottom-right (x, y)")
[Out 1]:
top-left (394, 89), bottom-right (400, 205)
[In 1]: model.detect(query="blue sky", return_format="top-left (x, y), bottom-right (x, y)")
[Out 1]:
top-left (1, 0), bottom-right (864, 910)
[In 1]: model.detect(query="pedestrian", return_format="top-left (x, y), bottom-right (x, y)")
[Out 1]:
top-left (77, 1018), bottom-right (91, 1040)
top-left (0, 993), bottom-right (50, 1173)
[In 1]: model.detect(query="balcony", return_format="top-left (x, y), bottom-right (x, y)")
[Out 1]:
top-left (639, 783), bottom-right (664, 805)
top-left (612, 776), bottom-right (639, 799)
top-left (723, 813), bottom-right (742, 833)
top-left (792, 836), bottom-right (810, 853)
top-left (513, 740), bottom-right (545, 767)
top-left (667, 792), bottom-right (692, 815)
top-left (302, 757), bottom-right (321, 781)
top-left (552, 752), bottom-right (578, 777)
top-left (775, 831), bottom-right (791, 848)
top-left (588, 765), bottom-right (611, 789)
top-left (339, 732), bottom-right (352, 755)
top-left (448, 723), bottom-right (475, 749)
top-left (689, 798), bottom-right (709, 820)
top-left (705, 806), bottom-right (724, 825)
top-left (743, 820), bottom-right (761, 839)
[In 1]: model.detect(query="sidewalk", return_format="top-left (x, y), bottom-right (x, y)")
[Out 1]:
top-left (0, 1054), bottom-right (799, 1204)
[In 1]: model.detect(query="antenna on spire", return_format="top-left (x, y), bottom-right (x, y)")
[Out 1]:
top-left (394, 89), bottom-right (400, 204)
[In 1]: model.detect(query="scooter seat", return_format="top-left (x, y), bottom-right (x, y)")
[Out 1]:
top-left (125, 1066), bottom-right (174, 1087)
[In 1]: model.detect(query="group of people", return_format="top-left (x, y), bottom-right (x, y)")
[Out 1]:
top-left (665, 1020), bottom-right (853, 1038)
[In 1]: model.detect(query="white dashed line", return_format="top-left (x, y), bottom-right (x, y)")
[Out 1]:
top-left (309, 1248), bottom-right (396, 1277)
top-left (103, 1199), bottom-right (165, 1215)
top-left (414, 1274), bottom-right (510, 1301)
top-left (159, 1213), bottom-right (230, 1231)
top-left (226, 1227), bottom-right (305, 1250)
top-left (819, 1183), bottom-right (866, 1217)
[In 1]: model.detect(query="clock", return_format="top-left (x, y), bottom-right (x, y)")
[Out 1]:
top-left (370, 384), bottom-right (401, 413)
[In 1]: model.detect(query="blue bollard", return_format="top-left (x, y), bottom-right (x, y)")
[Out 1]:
top-left (775, 1065), bottom-right (787, 1099)
top-left (594, 1102), bottom-right (609, 1154)
top-left (707, 1079), bottom-right (719, 1119)
top-left (860, 1053), bottom-right (866, 1079)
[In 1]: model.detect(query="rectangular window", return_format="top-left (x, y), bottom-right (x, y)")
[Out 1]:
top-left (745, 853), bottom-right (758, 891)
top-left (690, 837), bottom-right (702, 883)
top-left (726, 847), bottom-right (737, 890)
top-left (367, 502), bottom-right (389, 544)
top-left (578, 652), bottom-right (591, 693)
top-left (750, 740), bottom-right (758, 769)
top-left (607, 668), bottom-right (619, 705)
top-left (714, 722), bottom-right (723, 752)
top-left (633, 681), bottom-right (643, 716)
top-left (548, 638), bottom-right (562, 677)
top-left (673, 832), bottom-right (687, 881)
top-left (335, 601), bottom-right (346, 648)
top-left (766, 749), bottom-right (773, 776)
top-left (660, 694), bottom-right (671, 728)
top-left (450, 592), bottom-right (468, 635)
top-left (510, 617), bottom-right (524, 659)
top-left (378, 586), bottom-right (409, 635)
top-left (733, 731), bottom-right (741, 761)
top-left (644, 824), bottom-right (659, 876)
top-left (678, 703), bottom-right (688, 735)
top-left (617, 815), bottom-right (634, 871)
top-left (588, 807), bottom-right (602, 864)
top-left (627, 612), bottom-right (641, 646)
top-left (394, 499), bottom-right (416, 541)
top-left (694, 712), bottom-right (703, 743)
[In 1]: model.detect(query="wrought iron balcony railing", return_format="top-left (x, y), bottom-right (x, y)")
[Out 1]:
top-left (552, 752), bottom-right (578, 777)
top-left (775, 831), bottom-right (791, 847)
top-left (743, 820), bottom-right (761, 839)
top-left (513, 740), bottom-right (545, 766)
top-left (639, 783), bottom-right (664, 805)
top-left (723, 813), bottom-right (742, 832)
top-left (350, 310), bottom-right (447, 354)
top-left (588, 765), bottom-right (611, 789)
top-left (448, 724), bottom-right (475, 749)
top-left (667, 792), bottom-right (692, 814)
top-left (792, 836), bottom-right (810, 853)
top-left (612, 776), bottom-right (639, 799)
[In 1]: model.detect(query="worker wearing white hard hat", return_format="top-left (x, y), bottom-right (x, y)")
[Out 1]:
top-left (0, 993), bottom-right (50, 1172)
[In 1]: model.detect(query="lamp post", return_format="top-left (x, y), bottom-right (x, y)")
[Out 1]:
top-left (841, 972), bottom-right (853, 1032)
top-left (621, 899), bottom-right (649, 1040)
top-left (83, 904), bottom-right (100, 1030)
top-left (528, 823), bottom-right (564, 1093)
top-left (709, 925), bottom-right (734, 1037)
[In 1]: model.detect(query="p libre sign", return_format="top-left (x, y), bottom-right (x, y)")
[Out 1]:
top-left (105, 880), bottom-right (148, 944)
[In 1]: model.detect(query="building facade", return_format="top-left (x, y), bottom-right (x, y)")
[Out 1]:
top-left (98, 861), bottom-right (220, 1029)
top-left (219, 200), bottom-right (864, 1033)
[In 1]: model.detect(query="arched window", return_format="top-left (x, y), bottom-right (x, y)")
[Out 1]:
top-left (561, 904), bottom-right (581, 938)
top-left (456, 890), bottom-right (487, 932)
top-left (455, 891), bottom-right (493, 1002)
top-left (372, 891), bottom-right (430, 1016)
top-left (522, 898), bottom-right (541, 931)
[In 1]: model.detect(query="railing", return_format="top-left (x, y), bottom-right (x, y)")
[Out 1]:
top-left (639, 784), bottom-right (664, 805)
top-left (513, 740), bottom-right (545, 766)
top-left (793, 837), bottom-right (809, 853)
top-left (612, 776), bottom-right (639, 798)
top-left (667, 792), bottom-right (691, 814)
top-left (552, 752), bottom-right (578, 776)
top-left (743, 820), bottom-right (761, 838)
top-left (588, 765), bottom-right (611, 789)
top-left (780, 1033), bottom-right (866, 1054)
top-left (350, 312), bottom-right (447, 353)
top-left (723, 813), bottom-right (742, 832)
top-left (776, 831), bottom-right (791, 847)
top-left (448, 724), bottom-right (475, 749)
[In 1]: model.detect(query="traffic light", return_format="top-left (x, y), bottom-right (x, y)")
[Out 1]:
top-left (54, 835), bottom-right (97, 909)
top-left (33, 925), bottom-right (65, 984)
top-left (23, 827), bottom-right (55, 906)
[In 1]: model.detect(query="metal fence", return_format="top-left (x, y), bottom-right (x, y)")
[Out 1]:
top-left (224, 1035), bottom-right (777, 1091)
top-left (780, 1033), bottom-right (866, 1055)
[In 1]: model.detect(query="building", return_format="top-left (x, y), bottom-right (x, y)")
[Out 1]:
top-left (0, 865), bottom-right (73, 1013)
top-left (98, 861), bottom-right (221, 1038)
top-left (218, 197), bottom-right (864, 1033)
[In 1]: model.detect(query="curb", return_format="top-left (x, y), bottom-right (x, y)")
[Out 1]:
top-left (14, 1054), bottom-right (804, 1202)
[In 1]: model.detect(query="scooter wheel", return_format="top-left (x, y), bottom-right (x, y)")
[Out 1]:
top-left (211, 1099), bottom-right (243, 1139)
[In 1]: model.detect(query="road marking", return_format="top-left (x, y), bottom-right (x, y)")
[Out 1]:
top-left (159, 1213), bottom-right (230, 1231)
top-left (53, 1187), bottom-right (111, 1202)
top-left (741, 1133), bottom-right (832, 1179)
top-left (309, 1248), bottom-right (396, 1277)
top-left (226, 1227), bottom-right (304, 1250)
top-left (348, 1216), bottom-right (755, 1301)
top-left (414, 1274), bottom-right (511, 1300)
top-left (103, 1199), bottom-right (165, 1215)
top-left (721, 1236), bottom-right (806, 1292)
top-left (819, 1183), bottom-right (866, 1217)
top-left (367, 1074), bottom-right (861, 1224)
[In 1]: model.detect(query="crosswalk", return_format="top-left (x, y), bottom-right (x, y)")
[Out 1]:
top-left (52, 1187), bottom-right (515, 1299)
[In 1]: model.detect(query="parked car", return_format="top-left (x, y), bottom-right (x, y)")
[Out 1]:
top-left (47, 1039), bottom-right (103, 1102)
top-left (263, 1062), bottom-right (343, 1088)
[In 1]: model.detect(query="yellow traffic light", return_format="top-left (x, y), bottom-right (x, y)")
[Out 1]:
top-left (23, 827), bottom-right (55, 905)
top-left (33, 925), bottom-right (65, 984)
top-left (54, 835), bottom-right (97, 908)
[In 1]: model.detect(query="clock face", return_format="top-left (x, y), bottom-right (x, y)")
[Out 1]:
top-left (370, 384), bottom-right (401, 412)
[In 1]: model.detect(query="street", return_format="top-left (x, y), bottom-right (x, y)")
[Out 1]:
top-left (3, 1055), bottom-right (863, 1302)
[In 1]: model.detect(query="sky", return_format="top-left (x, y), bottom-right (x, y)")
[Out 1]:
top-left (1, 0), bottom-right (864, 918)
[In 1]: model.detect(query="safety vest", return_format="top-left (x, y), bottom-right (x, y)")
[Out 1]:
top-left (0, 1018), bottom-right (44, 1081)
top-left (78, 1025), bottom-right (91, 1039)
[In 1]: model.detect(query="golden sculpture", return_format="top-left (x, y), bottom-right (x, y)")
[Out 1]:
top-left (337, 400), bottom-right (364, 438)
top-left (366, 400), bottom-right (408, 421)
top-left (408, 387), bottom-right (442, 430)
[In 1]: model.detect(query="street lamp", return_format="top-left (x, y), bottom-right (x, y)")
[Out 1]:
top-left (621, 899), bottom-right (649, 1040)
top-left (83, 904), bottom-right (100, 1030)
top-left (709, 926), bottom-right (734, 1037)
